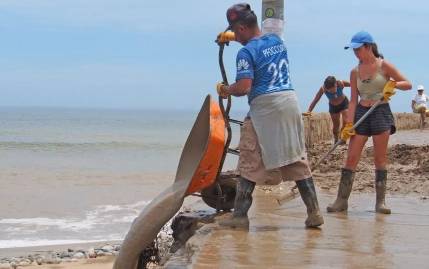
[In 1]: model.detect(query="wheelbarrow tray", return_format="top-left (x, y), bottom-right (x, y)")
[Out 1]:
top-left (113, 95), bottom-right (225, 269)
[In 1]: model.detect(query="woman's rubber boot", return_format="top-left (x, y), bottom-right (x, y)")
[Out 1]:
top-left (219, 177), bottom-right (255, 229)
top-left (296, 178), bottom-right (324, 228)
top-left (375, 170), bottom-right (391, 214)
top-left (327, 168), bottom-right (355, 212)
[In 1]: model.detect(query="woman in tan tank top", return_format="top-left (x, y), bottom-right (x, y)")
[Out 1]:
top-left (327, 31), bottom-right (412, 215)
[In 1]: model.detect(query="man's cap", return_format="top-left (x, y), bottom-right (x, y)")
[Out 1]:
top-left (226, 3), bottom-right (253, 29)
top-left (344, 31), bottom-right (375, 50)
top-left (418, 85), bottom-right (425, 91)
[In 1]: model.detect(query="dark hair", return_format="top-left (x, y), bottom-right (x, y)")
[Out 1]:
top-left (324, 76), bottom-right (337, 89)
top-left (237, 11), bottom-right (258, 28)
top-left (364, 43), bottom-right (384, 59)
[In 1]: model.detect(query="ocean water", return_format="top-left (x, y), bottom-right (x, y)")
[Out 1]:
top-left (0, 107), bottom-right (243, 250)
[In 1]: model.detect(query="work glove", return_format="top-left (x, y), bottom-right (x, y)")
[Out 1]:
top-left (302, 111), bottom-right (313, 117)
top-left (216, 82), bottom-right (229, 99)
top-left (340, 122), bottom-right (356, 141)
top-left (383, 80), bottom-right (396, 101)
top-left (216, 31), bottom-right (235, 44)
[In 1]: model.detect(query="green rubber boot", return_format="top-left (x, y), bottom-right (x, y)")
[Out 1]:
top-left (219, 177), bottom-right (255, 229)
top-left (296, 178), bottom-right (324, 228)
top-left (375, 170), bottom-right (391, 214)
top-left (327, 168), bottom-right (355, 212)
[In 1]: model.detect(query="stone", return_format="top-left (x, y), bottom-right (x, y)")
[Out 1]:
top-left (101, 245), bottom-right (114, 252)
top-left (72, 252), bottom-right (85, 259)
top-left (88, 248), bottom-right (97, 258)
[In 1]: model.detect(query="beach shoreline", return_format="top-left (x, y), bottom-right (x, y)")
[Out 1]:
top-left (1, 129), bottom-right (428, 268)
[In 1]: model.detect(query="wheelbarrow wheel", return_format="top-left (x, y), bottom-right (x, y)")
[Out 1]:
top-left (201, 176), bottom-right (237, 211)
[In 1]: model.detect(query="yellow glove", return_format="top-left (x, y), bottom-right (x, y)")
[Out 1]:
top-left (216, 82), bottom-right (229, 99)
top-left (302, 111), bottom-right (313, 117)
top-left (216, 31), bottom-right (235, 44)
top-left (340, 122), bottom-right (356, 141)
top-left (383, 80), bottom-right (396, 101)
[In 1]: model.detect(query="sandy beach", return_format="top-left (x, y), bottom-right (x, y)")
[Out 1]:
top-left (24, 256), bottom-right (115, 269)
top-left (1, 129), bottom-right (428, 268)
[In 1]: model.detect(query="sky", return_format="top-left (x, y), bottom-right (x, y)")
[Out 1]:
top-left (0, 0), bottom-right (427, 112)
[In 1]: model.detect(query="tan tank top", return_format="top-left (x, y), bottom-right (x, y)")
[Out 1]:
top-left (356, 59), bottom-right (388, 101)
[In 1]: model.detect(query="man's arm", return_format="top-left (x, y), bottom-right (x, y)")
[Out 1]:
top-left (226, 78), bottom-right (252, 97)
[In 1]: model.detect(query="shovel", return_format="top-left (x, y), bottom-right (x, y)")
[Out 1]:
top-left (276, 95), bottom-right (388, 205)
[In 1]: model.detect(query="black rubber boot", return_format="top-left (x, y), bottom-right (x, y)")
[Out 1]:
top-left (296, 178), bottom-right (324, 228)
top-left (219, 177), bottom-right (255, 229)
top-left (375, 170), bottom-right (391, 214)
top-left (327, 168), bottom-right (355, 212)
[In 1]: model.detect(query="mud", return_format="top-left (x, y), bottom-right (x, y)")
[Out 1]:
top-left (163, 130), bottom-right (429, 268)
top-left (308, 142), bottom-right (429, 197)
top-left (179, 191), bottom-right (429, 269)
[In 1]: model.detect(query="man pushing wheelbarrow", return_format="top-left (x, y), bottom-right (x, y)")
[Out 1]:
top-left (216, 3), bottom-right (324, 229)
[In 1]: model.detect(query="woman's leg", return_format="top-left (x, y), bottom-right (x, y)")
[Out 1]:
top-left (330, 112), bottom-right (341, 142)
top-left (327, 134), bottom-right (368, 212)
top-left (372, 130), bottom-right (391, 214)
top-left (340, 108), bottom-right (349, 130)
top-left (344, 134), bottom-right (368, 170)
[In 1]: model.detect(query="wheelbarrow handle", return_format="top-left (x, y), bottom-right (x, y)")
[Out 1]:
top-left (216, 31), bottom-right (233, 180)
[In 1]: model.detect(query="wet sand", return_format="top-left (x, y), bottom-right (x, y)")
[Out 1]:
top-left (164, 129), bottom-right (429, 268)
top-left (3, 129), bottom-right (428, 268)
top-left (182, 190), bottom-right (429, 269)
top-left (310, 129), bottom-right (429, 197)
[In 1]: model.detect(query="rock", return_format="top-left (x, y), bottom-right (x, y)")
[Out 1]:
top-left (36, 257), bottom-right (44, 265)
top-left (60, 251), bottom-right (72, 259)
top-left (170, 213), bottom-right (200, 253)
top-left (88, 248), bottom-right (97, 258)
top-left (18, 259), bottom-right (31, 266)
top-left (72, 252), bottom-right (85, 259)
top-left (45, 258), bottom-right (61, 264)
top-left (101, 245), bottom-right (114, 252)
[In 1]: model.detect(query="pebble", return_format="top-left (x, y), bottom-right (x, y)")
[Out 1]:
top-left (72, 252), bottom-right (85, 259)
top-left (0, 226), bottom-right (173, 267)
top-left (101, 245), bottom-right (114, 252)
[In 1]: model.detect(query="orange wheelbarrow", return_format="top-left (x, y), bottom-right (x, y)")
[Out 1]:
top-left (113, 39), bottom-right (241, 269)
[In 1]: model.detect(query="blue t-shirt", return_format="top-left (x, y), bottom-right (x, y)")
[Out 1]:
top-left (235, 33), bottom-right (294, 104)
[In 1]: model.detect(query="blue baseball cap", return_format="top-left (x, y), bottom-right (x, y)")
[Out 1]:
top-left (344, 31), bottom-right (375, 49)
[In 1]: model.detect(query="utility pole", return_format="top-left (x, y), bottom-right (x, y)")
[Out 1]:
top-left (261, 0), bottom-right (285, 38)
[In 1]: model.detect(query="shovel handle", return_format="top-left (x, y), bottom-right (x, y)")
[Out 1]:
top-left (278, 98), bottom-right (384, 206)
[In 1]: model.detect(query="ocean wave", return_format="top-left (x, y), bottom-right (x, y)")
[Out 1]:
top-left (0, 141), bottom-right (181, 151)
top-left (0, 239), bottom-right (122, 249)
top-left (0, 200), bottom-right (151, 248)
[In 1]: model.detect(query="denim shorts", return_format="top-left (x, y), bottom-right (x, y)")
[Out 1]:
top-left (329, 97), bottom-right (349, 114)
top-left (354, 103), bottom-right (396, 136)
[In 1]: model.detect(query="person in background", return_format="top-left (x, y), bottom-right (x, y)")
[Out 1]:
top-left (303, 76), bottom-right (351, 143)
top-left (411, 85), bottom-right (428, 129)
top-left (327, 31), bottom-right (412, 214)
top-left (216, 3), bottom-right (324, 229)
